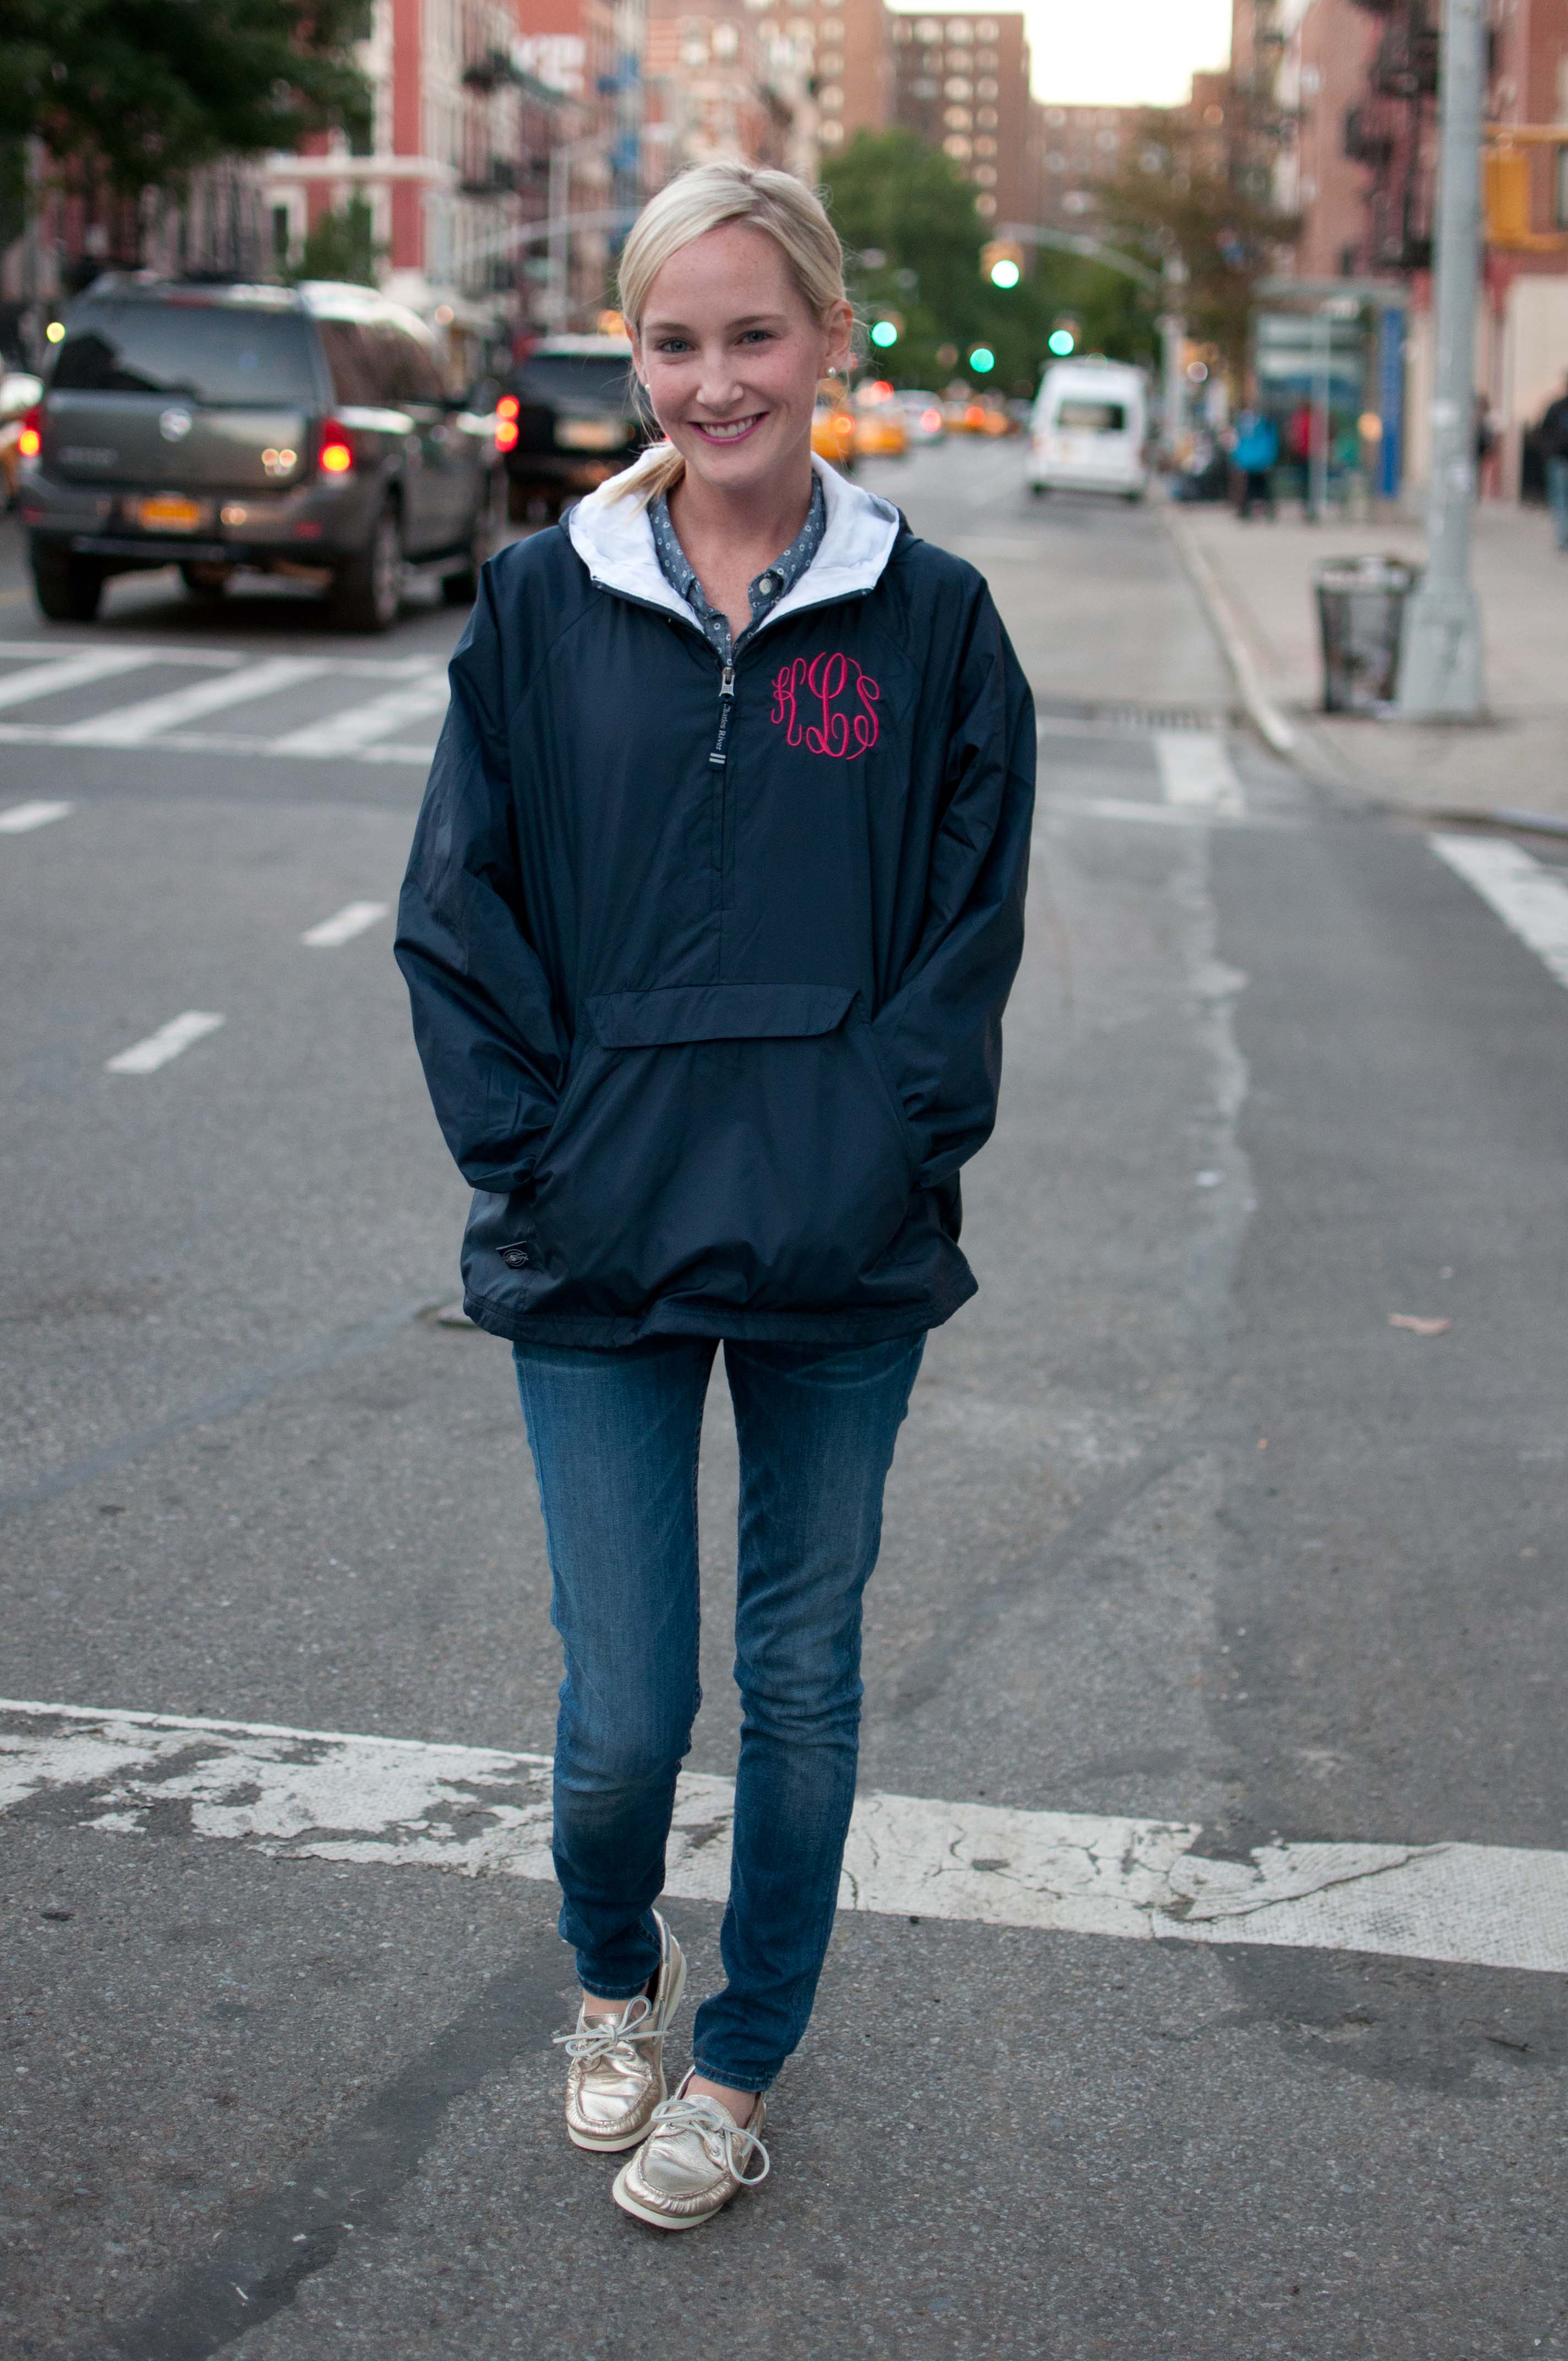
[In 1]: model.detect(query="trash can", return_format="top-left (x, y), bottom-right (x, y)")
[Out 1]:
top-left (1315, 555), bottom-right (1419, 713)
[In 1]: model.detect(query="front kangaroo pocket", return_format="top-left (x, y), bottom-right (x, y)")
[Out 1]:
top-left (529, 983), bottom-right (917, 1313)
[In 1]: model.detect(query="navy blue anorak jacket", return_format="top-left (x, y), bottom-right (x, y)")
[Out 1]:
top-left (396, 450), bottom-right (1035, 1347)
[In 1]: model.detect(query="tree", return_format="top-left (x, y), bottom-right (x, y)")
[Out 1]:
top-left (1101, 94), bottom-right (1299, 377)
top-left (290, 193), bottom-right (380, 287)
top-left (1, 0), bottom-right (372, 206)
top-left (823, 130), bottom-right (1153, 395)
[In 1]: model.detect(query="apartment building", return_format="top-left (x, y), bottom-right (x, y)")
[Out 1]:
top-left (1246, 0), bottom-right (1568, 493)
top-left (644, 0), bottom-right (813, 181)
top-left (890, 10), bottom-right (1032, 222)
top-left (262, 0), bottom-right (557, 332)
top-left (1028, 102), bottom-right (1144, 231)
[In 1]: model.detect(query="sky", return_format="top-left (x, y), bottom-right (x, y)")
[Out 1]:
top-left (890, 0), bottom-right (1233, 107)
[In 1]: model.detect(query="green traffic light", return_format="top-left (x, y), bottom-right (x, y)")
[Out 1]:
top-left (989, 258), bottom-right (1021, 290)
top-left (870, 319), bottom-right (899, 348)
top-left (968, 346), bottom-right (995, 374)
top-left (1047, 328), bottom-right (1076, 357)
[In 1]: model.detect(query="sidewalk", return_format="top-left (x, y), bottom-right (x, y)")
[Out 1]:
top-left (1166, 494), bottom-right (1568, 823)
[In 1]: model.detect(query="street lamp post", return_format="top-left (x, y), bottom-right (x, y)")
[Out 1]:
top-left (1159, 252), bottom-right (1188, 464)
top-left (1396, 0), bottom-right (1487, 717)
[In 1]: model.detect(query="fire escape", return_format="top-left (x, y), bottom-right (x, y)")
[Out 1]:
top-left (1343, 0), bottom-right (1440, 271)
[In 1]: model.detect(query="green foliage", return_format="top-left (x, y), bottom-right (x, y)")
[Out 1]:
top-left (1102, 100), bottom-right (1298, 375)
top-left (823, 130), bottom-right (1154, 395)
top-left (289, 194), bottom-right (380, 287)
top-left (0, 0), bottom-right (373, 199)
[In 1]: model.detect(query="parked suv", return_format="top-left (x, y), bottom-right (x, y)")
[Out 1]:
top-left (499, 335), bottom-right (641, 518)
top-left (19, 278), bottom-right (496, 630)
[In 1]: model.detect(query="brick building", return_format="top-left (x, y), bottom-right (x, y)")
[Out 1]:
top-left (890, 10), bottom-right (1033, 223)
top-left (644, 1), bottom-right (812, 182)
top-left (1028, 102), bottom-right (1144, 231)
top-left (1243, 0), bottom-right (1568, 494)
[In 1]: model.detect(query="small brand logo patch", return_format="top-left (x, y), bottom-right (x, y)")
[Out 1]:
top-left (770, 651), bottom-right (880, 760)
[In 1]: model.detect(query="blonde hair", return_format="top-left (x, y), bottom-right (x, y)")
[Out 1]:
top-left (607, 162), bottom-right (847, 506)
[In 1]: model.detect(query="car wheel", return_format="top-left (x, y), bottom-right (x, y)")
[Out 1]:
top-left (180, 563), bottom-right (230, 600)
top-left (1030, 482), bottom-right (1049, 498)
top-left (329, 501), bottom-right (402, 633)
top-left (32, 552), bottom-right (104, 622)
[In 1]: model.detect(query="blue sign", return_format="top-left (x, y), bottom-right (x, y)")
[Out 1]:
top-left (1377, 308), bottom-right (1403, 499)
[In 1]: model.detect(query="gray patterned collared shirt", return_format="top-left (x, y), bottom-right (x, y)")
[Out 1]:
top-left (647, 474), bottom-right (826, 664)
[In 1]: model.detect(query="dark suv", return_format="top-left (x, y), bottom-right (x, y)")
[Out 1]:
top-left (20, 278), bottom-right (495, 630)
top-left (499, 335), bottom-right (642, 519)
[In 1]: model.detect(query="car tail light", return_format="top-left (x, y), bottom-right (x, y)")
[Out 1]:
top-left (921, 408), bottom-right (940, 433)
top-left (17, 406), bottom-right (42, 459)
top-left (497, 394), bottom-right (520, 417)
top-left (494, 394), bottom-right (520, 454)
top-left (317, 420), bottom-right (355, 475)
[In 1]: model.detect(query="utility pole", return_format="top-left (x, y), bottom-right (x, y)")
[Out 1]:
top-left (1158, 251), bottom-right (1188, 464)
top-left (1396, 0), bottom-right (1487, 717)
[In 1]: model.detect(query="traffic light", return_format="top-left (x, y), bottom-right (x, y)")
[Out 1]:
top-left (968, 344), bottom-right (996, 374)
top-left (1484, 147), bottom-right (1531, 247)
top-left (981, 239), bottom-right (1025, 290)
top-left (1047, 313), bottom-right (1081, 357)
top-left (869, 309), bottom-right (903, 349)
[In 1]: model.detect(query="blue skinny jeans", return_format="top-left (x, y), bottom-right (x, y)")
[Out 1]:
top-left (513, 1330), bottom-right (924, 2093)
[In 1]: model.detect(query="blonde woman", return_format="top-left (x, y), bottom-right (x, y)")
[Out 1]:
top-left (397, 162), bottom-right (1034, 2229)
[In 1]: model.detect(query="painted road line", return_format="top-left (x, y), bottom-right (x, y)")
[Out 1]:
top-left (0, 648), bottom-right (161, 712)
top-left (302, 899), bottom-right (389, 948)
top-left (1430, 833), bottom-right (1568, 993)
top-left (53, 657), bottom-right (331, 747)
top-left (105, 1011), bottom-right (224, 1075)
top-left (0, 799), bottom-right (71, 834)
top-left (1155, 731), bottom-right (1246, 817)
top-left (0, 726), bottom-right (439, 765)
top-left (269, 672), bottom-right (450, 758)
top-left (0, 639), bottom-right (242, 665)
top-left (3, 1701), bottom-right (1565, 1975)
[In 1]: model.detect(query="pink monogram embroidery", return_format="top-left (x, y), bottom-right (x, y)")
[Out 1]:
top-left (769, 651), bottom-right (880, 760)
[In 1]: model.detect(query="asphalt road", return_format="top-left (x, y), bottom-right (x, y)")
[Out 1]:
top-left (2, 442), bottom-right (1565, 2361)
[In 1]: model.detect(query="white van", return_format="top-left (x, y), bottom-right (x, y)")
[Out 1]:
top-left (1027, 358), bottom-right (1149, 501)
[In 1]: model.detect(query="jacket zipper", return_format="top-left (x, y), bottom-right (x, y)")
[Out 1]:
top-left (707, 663), bottom-right (736, 769)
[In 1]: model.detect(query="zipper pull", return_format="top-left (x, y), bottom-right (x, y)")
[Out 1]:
top-left (709, 665), bottom-right (736, 769)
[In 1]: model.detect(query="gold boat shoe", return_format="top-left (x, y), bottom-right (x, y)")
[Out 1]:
top-left (611, 2071), bottom-right (770, 2231)
top-left (554, 1910), bottom-right (686, 2153)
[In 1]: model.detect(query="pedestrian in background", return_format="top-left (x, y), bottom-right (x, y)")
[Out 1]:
top-left (396, 161), bottom-right (1033, 2232)
top-left (1230, 403), bottom-right (1279, 520)
top-left (1538, 370), bottom-right (1568, 550)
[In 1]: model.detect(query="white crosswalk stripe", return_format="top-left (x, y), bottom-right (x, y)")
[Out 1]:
top-left (105, 1011), bottom-right (225, 1074)
top-left (1430, 832), bottom-right (1568, 993)
top-left (0, 800), bottom-right (72, 833)
top-left (1155, 731), bottom-right (1246, 817)
top-left (302, 900), bottom-right (389, 947)
top-left (53, 657), bottom-right (333, 747)
top-left (270, 672), bottom-right (450, 757)
top-left (0, 644), bottom-right (447, 765)
top-left (4, 1701), bottom-right (1565, 1975)
top-left (0, 648), bottom-right (165, 712)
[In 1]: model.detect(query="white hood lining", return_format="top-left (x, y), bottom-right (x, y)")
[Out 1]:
top-left (565, 449), bottom-right (901, 637)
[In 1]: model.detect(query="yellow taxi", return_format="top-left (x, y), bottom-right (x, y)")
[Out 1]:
top-left (811, 382), bottom-right (857, 473)
top-left (852, 379), bottom-right (908, 459)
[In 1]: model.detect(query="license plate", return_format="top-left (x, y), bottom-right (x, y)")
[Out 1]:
top-left (137, 494), bottom-right (203, 530)
top-left (556, 418), bottom-right (623, 451)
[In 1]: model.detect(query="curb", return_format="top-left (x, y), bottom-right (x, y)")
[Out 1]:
top-left (1159, 500), bottom-right (1299, 759)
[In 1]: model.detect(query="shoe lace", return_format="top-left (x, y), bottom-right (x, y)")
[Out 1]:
top-left (553, 1994), bottom-right (667, 2064)
top-left (645, 2093), bottom-right (771, 2186)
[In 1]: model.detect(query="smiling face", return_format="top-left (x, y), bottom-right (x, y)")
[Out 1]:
top-left (630, 221), bottom-right (852, 502)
